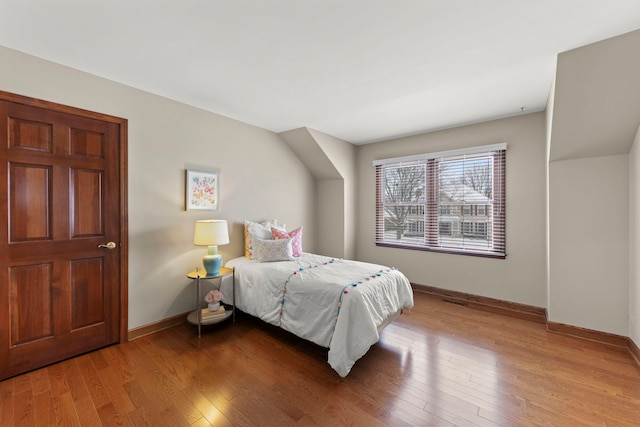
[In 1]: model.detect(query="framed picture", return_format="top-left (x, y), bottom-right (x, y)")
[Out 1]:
top-left (186, 169), bottom-right (219, 211)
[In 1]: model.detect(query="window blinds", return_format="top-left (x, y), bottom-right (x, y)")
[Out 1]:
top-left (374, 144), bottom-right (506, 258)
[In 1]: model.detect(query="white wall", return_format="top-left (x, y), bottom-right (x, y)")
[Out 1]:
top-left (629, 126), bottom-right (640, 346)
top-left (279, 127), bottom-right (357, 259)
top-left (317, 179), bottom-right (345, 258)
top-left (357, 113), bottom-right (547, 307)
top-left (307, 129), bottom-right (357, 259)
top-left (546, 29), bottom-right (640, 336)
top-left (0, 46), bottom-right (317, 329)
top-left (548, 155), bottom-right (628, 334)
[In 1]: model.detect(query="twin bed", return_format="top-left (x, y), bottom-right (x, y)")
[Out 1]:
top-left (222, 250), bottom-right (414, 377)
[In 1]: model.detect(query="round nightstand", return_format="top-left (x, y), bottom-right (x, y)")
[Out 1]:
top-left (186, 267), bottom-right (235, 337)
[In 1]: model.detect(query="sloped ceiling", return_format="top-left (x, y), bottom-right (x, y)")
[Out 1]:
top-left (279, 128), bottom-right (342, 180)
top-left (1, 1), bottom-right (640, 144)
top-left (550, 29), bottom-right (640, 161)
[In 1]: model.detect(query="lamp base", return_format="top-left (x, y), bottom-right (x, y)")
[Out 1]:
top-left (203, 246), bottom-right (222, 276)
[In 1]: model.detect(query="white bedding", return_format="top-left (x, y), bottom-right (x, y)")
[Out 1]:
top-left (223, 253), bottom-right (414, 377)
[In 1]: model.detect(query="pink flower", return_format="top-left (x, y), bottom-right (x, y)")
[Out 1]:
top-left (204, 289), bottom-right (223, 303)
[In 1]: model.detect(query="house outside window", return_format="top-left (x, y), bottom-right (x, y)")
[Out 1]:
top-left (374, 143), bottom-right (506, 258)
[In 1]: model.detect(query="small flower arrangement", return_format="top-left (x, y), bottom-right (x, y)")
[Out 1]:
top-left (204, 289), bottom-right (223, 304)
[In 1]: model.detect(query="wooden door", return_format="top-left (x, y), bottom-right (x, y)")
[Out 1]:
top-left (0, 93), bottom-right (128, 380)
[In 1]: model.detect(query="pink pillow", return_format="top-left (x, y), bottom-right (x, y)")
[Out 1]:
top-left (272, 226), bottom-right (303, 256)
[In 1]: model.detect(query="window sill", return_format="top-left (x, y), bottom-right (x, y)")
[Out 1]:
top-left (375, 241), bottom-right (506, 259)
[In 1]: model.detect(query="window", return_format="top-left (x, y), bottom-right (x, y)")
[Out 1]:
top-left (374, 143), bottom-right (506, 257)
top-left (409, 206), bottom-right (424, 215)
top-left (407, 220), bottom-right (424, 235)
top-left (439, 221), bottom-right (452, 235)
top-left (476, 222), bottom-right (487, 238)
top-left (462, 221), bottom-right (473, 236)
top-left (462, 221), bottom-right (488, 238)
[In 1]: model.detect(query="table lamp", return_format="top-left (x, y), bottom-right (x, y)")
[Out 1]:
top-left (193, 219), bottom-right (229, 277)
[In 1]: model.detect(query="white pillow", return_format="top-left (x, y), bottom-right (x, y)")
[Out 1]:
top-left (244, 219), bottom-right (279, 259)
top-left (253, 238), bottom-right (295, 262)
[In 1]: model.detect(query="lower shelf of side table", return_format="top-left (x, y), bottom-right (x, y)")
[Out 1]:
top-left (187, 307), bottom-right (234, 325)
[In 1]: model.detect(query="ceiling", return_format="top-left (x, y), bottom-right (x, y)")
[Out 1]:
top-left (1, 1), bottom-right (640, 145)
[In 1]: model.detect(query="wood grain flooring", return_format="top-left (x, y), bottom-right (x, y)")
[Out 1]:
top-left (1, 291), bottom-right (639, 426)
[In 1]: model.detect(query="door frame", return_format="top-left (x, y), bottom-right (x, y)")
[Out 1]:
top-left (0, 90), bottom-right (129, 344)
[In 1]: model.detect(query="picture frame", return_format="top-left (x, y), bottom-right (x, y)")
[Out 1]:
top-left (186, 169), bottom-right (219, 211)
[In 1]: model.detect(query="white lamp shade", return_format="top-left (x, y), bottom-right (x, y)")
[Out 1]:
top-left (193, 220), bottom-right (230, 246)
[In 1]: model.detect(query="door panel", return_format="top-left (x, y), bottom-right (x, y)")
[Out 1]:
top-left (8, 116), bottom-right (53, 152)
top-left (9, 163), bottom-right (52, 241)
top-left (70, 258), bottom-right (105, 330)
top-left (70, 128), bottom-right (104, 158)
top-left (0, 95), bottom-right (126, 380)
top-left (71, 168), bottom-right (103, 237)
top-left (9, 263), bottom-right (54, 346)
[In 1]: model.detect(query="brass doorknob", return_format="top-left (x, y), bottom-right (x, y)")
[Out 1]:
top-left (98, 241), bottom-right (117, 250)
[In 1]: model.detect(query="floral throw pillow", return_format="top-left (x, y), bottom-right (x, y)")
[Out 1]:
top-left (272, 226), bottom-right (303, 257)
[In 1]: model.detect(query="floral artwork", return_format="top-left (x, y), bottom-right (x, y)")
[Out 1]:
top-left (186, 170), bottom-right (219, 211)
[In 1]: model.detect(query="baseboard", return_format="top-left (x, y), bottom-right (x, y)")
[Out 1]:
top-left (128, 312), bottom-right (188, 341)
top-left (411, 283), bottom-right (547, 324)
top-left (546, 321), bottom-right (629, 348)
top-left (627, 337), bottom-right (640, 365)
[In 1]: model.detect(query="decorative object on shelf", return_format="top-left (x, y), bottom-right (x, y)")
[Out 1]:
top-left (194, 219), bottom-right (229, 277)
top-left (186, 169), bottom-right (220, 211)
top-left (205, 289), bottom-right (223, 311)
top-left (201, 306), bottom-right (226, 320)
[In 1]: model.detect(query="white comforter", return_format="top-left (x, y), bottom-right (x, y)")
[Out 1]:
top-left (224, 253), bottom-right (414, 377)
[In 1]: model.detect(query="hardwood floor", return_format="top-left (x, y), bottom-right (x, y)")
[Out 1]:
top-left (2, 291), bottom-right (640, 426)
